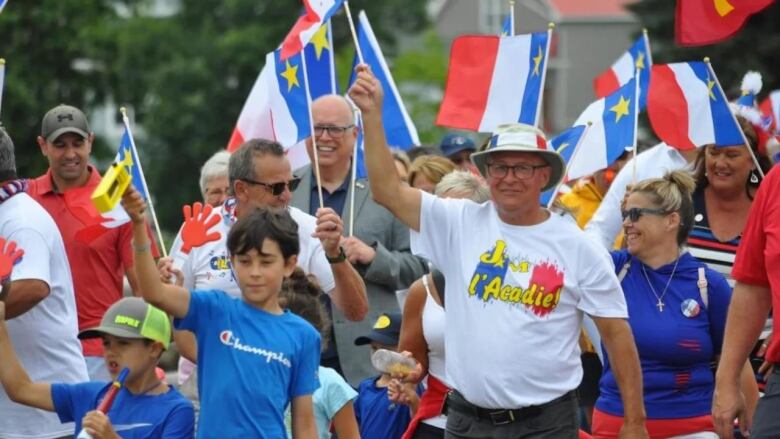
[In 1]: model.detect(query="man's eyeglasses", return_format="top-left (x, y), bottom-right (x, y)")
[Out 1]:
top-left (485, 163), bottom-right (548, 179)
top-left (620, 207), bottom-right (668, 223)
top-left (241, 177), bottom-right (301, 196)
top-left (313, 124), bottom-right (355, 138)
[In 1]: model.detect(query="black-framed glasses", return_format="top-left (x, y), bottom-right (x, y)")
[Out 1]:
top-left (621, 207), bottom-right (668, 222)
top-left (241, 177), bottom-right (301, 196)
top-left (485, 163), bottom-right (548, 179)
top-left (313, 124), bottom-right (355, 138)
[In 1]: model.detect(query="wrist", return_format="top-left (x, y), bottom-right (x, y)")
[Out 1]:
top-left (326, 247), bottom-right (346, 264)
top-left (132, 240), bottom-right (151, 253)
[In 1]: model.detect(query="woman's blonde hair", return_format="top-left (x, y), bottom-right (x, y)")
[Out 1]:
top-left (408, 155), bottom-right (456, 189)
top-left (627, 170), bottom-right (696, 246)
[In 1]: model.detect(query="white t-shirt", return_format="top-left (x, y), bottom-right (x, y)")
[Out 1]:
top-left (171, 198), bottom-right (335, 382)
top-left (585, 142), bottom-right (691, 249)
top-left (0, 193), bottom-right (88, 438)
top-left (411, 192), bottom-right (627, 409)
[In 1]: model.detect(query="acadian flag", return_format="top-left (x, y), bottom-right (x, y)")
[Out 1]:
top-left (539, 124), bottom-right (586, 205)
top-left (436, 33), bottom-right (549, 132)
top-left (648, 61), bottom-right (743, 150)
top-left (760, 90), bottom-right (780, 134)
top-left (280, 0), bottom-right (344, 60)
top-left (226, 48), bottom-right (311, 152)
top-left (593, 34), bottom-right (651, 109)
top-left (675, 0), bottom-right (773, 46)
top-left (568, 78), bottom-right (637, 180)
top-left (348, 11), bottom-right (420, 177)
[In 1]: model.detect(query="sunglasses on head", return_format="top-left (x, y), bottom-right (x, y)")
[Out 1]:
top-left (241, 177), bottom-right (301, 196)
top-left (620, 207), bottom-right (668, 222)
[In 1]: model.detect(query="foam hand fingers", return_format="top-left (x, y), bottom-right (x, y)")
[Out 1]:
top-left (204, 232), bottom-right (221, 244)
top-left (191, 202), bottom-right (203, 219)
top-left (182, 204), bottom-right (193, 222)
top-left (204, 212), bottom-right (221, 230)
top-left (9, 249), bottom-right (23, 265)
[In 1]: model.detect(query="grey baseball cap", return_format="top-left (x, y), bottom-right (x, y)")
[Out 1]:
top-left (78, 297), bottom-right (172, 349)
top-left (41, 104), bottom-right (90, 143)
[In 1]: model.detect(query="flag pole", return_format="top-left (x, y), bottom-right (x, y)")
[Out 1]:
top-left (300, 51), bottom-right (325, 209)
top-left (546, 122), bottom-right (591, 209)
top-left (534, 23), bottom-right (554, 128)
top-left (348, 107), bottom-right (360, 237)
top-left (642, 28), bottom-right (653, 66)
top-left (344, 1), bottom-right (365, 64)
top-left (509, 0), bottom-right (515, 36)
top-left (704, 57), bottom-right (766, 179)
top-left (631, 68), bottom-right (640, 185)
top-left (120, 107), bottom-right (167, 258)
top-left (0, 58), bottom-right (6, 119)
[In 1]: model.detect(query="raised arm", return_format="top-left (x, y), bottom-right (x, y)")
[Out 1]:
top-left (121, 187), bottom-right (190, 318)
top-left (348, 64), bottom-right (422, 232)
top-left (0, 301), bottom-right (54, 411)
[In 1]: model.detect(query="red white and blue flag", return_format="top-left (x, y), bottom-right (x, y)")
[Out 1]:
top-left (436, 33), bottom-right (549, 132)
top-left (593, 34), bottom-right (651, 110)
top-left (648, 61), bottom-right (743, 150)
top-left (675, 0), bottom-right (773, 46)
top-left (760, 90), bottom-right (780, 134)
top-left (280, 0), bottom-right (344, 60)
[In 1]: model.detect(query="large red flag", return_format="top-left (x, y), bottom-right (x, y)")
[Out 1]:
top-left (675, 0), bottom-right (774, 46)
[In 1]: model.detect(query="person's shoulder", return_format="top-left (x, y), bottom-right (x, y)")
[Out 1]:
top-left (53, 380), bottom-right (108, 399)
top-left (1, 194), bottom-right (58, 235)
top-left (282, 310), bottom-right (321, 335)
top-left (157, 386), bottom-right (195, 409)
top-left (357, 376), bottom-right (379, 392)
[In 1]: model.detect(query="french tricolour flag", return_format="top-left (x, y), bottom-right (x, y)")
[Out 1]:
top-left (436, 33), bottom-right (549, 133)
top-left (593, 34), bottom-right (651, 110)
top-left (648, 62), bottom-right (742, 150)
top-left (226, 48), bottom-right (311, 152)
top-left (280, 0), bottom-right (344, 60)
top-left (760, 90), bottom-right (780, 134)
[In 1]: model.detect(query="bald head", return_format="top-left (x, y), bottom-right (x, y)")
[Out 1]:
top-left (312, 94), bottom-right (354, 126)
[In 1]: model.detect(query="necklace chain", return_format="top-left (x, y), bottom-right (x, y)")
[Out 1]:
top-left (641, 255), bottom-right (679, 312)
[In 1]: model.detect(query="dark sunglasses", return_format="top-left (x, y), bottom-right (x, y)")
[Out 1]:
top-left (620, 207), bottom-right (668, 222)
top-left (241, 177), bottom-right (301, 196)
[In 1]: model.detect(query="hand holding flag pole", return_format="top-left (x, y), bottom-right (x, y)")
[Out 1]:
top-left (704, 57), bottom-right (766, 179)
top-left (545, 122), bottom-right (592, 209)
top-left (120, 107), bottom-right (168, 257)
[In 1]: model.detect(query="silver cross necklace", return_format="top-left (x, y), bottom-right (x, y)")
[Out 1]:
top-left (640, 254), bottom-right (680, 312)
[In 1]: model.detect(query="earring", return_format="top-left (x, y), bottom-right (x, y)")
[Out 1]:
top-left (750, 171), bottom-right (759, 184)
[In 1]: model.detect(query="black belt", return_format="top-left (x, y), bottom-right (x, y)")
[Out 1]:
top-left (443, 389), bottom-right (576, 426)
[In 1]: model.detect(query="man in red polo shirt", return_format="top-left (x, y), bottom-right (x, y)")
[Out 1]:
top-left (28, 104), bottom-right (142, 381)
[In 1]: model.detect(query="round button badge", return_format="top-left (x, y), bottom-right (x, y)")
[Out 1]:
top-left (681, 298), bottom-right (701, 318)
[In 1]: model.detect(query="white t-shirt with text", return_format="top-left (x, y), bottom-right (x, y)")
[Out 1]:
top-left (411, 192), bottom-right (627, 409)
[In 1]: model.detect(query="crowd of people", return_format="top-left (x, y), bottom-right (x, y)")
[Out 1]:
top-left (0, 60), bottom-right (779, 439)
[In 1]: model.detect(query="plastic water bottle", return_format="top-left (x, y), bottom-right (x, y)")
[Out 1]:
top-left (371, 349), bottom-right (416, 377)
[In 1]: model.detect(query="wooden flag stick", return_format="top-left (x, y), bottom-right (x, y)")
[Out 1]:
top-left (509, 0), bottom-right (515, 36)
top-left (299, 51), bottom-right (325, 209)
top-left (344, 1), bottom-right (365, 65)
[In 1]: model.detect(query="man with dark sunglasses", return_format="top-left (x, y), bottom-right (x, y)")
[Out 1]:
top-left (290, 94), bottom-right (428, 386)
top-left (161, 138), bottom-right (368, 419)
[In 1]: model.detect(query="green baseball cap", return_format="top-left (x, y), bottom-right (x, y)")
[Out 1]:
top-left (79, 297), bottom-right (172, 349)
top-left (41, 104), bottom-right (90, 143)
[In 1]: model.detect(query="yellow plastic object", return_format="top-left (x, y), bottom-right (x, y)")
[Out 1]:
top-left (91, 157), bottom-right (132, 213)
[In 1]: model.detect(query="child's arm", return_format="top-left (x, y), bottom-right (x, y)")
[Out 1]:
top-left (0, 301), bottom-right (54, 411)
top-left (330, 401), bottom-right (360, 439)
top-left (80, 411), bottom-right (120, 439)
top-left (291, 395), bottom-right (317, 439)
top-left (121, 188), bottom-right (190, 318)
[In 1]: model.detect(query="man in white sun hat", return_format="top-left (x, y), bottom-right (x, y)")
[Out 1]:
top-left (349, 64), bottom-right (649, 438)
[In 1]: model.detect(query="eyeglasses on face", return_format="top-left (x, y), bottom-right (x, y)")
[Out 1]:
top-left (485, 162), bottom-right (548, 179)
top-left (313, 124), bottom-right (355, 138)
top-left (620, 207), bottom-right (668, 222)
top-left (241, 177), bottom-right (301, 196)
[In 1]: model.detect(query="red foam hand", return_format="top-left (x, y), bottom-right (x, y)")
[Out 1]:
top-left (0, 238), bottom-right (24, 282)
top-left (179, 202), bottom-right (222, 254)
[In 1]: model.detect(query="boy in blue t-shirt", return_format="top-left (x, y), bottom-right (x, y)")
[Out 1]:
top-left (353, 312), bottom-right (422, 439)
top-left (123, 187), bottom-right (320, 439)
top-left (0, 296), bottom-right (194, 438)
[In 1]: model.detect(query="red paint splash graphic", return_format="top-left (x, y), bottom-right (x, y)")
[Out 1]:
top-left (526, 262), bottom-right (564, 317)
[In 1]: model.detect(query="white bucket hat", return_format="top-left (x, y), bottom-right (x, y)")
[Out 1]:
top-left (470, 123), bottom-right (565, 192)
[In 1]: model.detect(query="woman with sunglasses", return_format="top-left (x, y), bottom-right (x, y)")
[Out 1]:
top-left (591, 170), bottom-right (758, 439)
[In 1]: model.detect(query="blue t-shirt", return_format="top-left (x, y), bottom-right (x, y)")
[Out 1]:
top-left (596, 250), bottom-right (731, 419)
top-left (175, 290), bottom-right (321, 438)
top-left (50, 381), bottom-right (194, 438)
top-left (354, 376), bottom-right (421, 439)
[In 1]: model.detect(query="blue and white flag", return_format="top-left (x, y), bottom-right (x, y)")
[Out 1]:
top-left (115, 127), bottom-right (148, 200)
top-left (305, 20), bottom-right (338, 99)
top-left (348, 11), bottom-right (420, 178)
top-left (567, 78), bottom-right (637, 180)
top-left (540, 125), bottom-right (586, 205)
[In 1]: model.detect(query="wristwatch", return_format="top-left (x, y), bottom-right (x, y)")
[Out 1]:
top-left (326, 246), bottom-right (347, 264)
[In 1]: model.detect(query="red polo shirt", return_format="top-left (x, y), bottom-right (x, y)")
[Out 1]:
top-left (29, 167), bottom-right (137, 356)
top-left (732, 166), bottom-right (780, 363)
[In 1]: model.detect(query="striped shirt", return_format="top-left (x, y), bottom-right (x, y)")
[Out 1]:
top-left (687, 188), bottom-right (740, 287)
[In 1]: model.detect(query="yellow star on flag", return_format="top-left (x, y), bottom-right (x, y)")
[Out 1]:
top-left (309, 25), bottom-right (330, 60)
top-left (610, 96), bottom-right (631, 123)
top-left (714, 0), bottom-right (735, 17)
top-left (635, 52), bottom-right (645, 70)
top-left (532, 46), bottom-right (544, 76)
top-left (707, 79), bottom-right (717, 101)
top-left (280, 60), bottom-right (300, 92)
